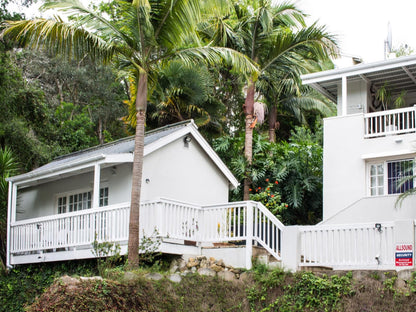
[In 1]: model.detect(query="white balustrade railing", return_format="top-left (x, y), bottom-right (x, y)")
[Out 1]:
top-left (9, 198), bottom-right (407, 271)
top-left (10, 203), bottom-right (130, 253)
top-left (364, 106), bottom-right (416, 138)
top-left (10, 199), bottom-right (284, 263)
top-left (299, 222), bottom-right (395, 269)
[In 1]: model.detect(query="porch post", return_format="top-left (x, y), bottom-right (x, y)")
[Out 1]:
top-left (93, 163), bottom-right (101, 209)
top-left (6, 181), bottom-right (13, 268)
top-left (342, 75), bottom-right (348, 116)
top-left (245, 202), bottom-right (253, 270)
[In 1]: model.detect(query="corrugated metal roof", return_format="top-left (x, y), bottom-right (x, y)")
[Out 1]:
top-left (18, 120), bottom-right (192, 178)
top-left (302, 55), bottom-right (416, 101)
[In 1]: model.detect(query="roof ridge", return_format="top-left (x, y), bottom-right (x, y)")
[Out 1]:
top-left (53, 120), bottom-right (193, 161)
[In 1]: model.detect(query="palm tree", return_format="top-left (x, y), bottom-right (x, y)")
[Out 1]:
top-left (1, 0), bottom-right (257, 268)
top-left (205, 0), bottom-right (337, 199)
top-left (259, 71), bottom-right (335, 142)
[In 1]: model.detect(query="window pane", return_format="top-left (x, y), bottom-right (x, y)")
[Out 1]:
top-left (387, 159), bottom-right (413, 194)
top-left (370, 163), bottom-right (384, 196)
top-left (99, 187), bottom-right (109, 207)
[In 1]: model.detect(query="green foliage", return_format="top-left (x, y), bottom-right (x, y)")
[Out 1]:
top-left (138, 228), bottom-right (162, 268)
top-left (249, 181), bottom-right (287, 219)
top-left (214, 126), bottom-right (323, 224)
top-left (0, 260), bottom-right (97, 312)
top-left (247, 271), bottom-right (354, 312)
top-left (92, 236), bottom-right (122, 276)
top-left (0, 147), bottom-right (19, 270)
top-left (53, 102), bottom-right (99, 152)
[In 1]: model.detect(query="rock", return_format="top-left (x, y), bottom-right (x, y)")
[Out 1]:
top-left (200, 259), bottom-right (209, 268)
top-left (123, 272), bottom-right (138, 282)
top-left (215, 259), bottom-right (225, 267)
top-left (198, 268), bottom-right (216, 277)
top-left (230, 268), bottom-right (242, 274)
top-left (59, 275), bottom-right (80, 293)
top-left (181, 270), bottom-right (192, 276)
top-left (145, 273), bottom-right (163, 281)
top-left (187, 258), bottom-right (200, 268)
top-left (397, 278), bottom-right (407, 290)
top-left (168, 274), bottom-right (182, 283)
top-left (191, 266), bottom-right (197, 273)
top-left (398, 269), bottom-right (413, 281)
top-left (80, 276), bottom-right (103, 282)
top-left (196, 255), bottom-right (207, 261)
top-left (178, 259), bottom-right (187, 272)
top-left (218, 271), bottom-right (236, 282)
top-left (239, 272), bottom-right (251, 282)
top-left (210, 264), bottom-right (223, 272)
top-left (170, 265), bottom-right (179, 273)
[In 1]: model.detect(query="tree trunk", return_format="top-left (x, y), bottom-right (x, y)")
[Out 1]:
top-left (243, 80), bottom-right (255, 201)
top-left (268, 105), bottom-right (277, 143)
top-left (127, 71), bottom-right (147, 269)
top-left (98, 117), bottom-right (104, 145)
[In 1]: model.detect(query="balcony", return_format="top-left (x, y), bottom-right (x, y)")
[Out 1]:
top-left (364, 106), bottom-right (416, 138)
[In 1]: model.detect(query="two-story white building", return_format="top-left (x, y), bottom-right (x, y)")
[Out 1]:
top-left (302, 55), bottom-right (416, 225)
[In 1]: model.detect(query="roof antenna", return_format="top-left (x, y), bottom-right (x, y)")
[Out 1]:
top-left (384, 22), bottom-right (392, 59)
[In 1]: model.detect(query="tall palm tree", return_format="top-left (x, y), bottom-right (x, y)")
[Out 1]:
top-left (1, 0), bottom-right (257, 268)
top-left (204, 0), bottom-right (337, 199)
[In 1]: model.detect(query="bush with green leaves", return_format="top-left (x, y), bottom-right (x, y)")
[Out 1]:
top-left (214, 126), bottom-right (323, 224)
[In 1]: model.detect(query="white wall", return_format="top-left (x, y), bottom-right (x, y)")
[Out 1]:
top-left (323, 113), bottom-right (416, 224)
top-left (16, 135), bottom-right (230, 220)
top-left (141, 134), bottom-right (229, 205)
top-left (337, 79), bottom-right (368, 115)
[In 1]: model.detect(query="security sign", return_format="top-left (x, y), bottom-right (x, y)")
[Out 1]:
top-left (395, 244), bottom-right (413, 267)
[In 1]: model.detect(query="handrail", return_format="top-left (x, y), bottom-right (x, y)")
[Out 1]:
top-left (364, 106), bottom-right (416, 138)
top-left (10, 199), bottom-right (286, 266)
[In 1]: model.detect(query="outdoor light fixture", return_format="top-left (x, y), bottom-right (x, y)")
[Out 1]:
top-left (183, 135), bottom-right (192, 147)
top-left (375, 223), bottom-right (382, 232)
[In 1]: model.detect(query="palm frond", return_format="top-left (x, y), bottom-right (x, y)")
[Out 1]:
top-left (2, 18), bottom-right (116, 63)
top-left (173, 46), bottom-right (258, 78)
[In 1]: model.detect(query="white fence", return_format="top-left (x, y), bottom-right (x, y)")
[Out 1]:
top-left (364, 106), bottom-right (416, 138)
top-left (9, 199), bottom-right (415, 271)
top-left (299, 222), bottom-right (395, 270)
top-left (9, 199), bottom-right (284, 267)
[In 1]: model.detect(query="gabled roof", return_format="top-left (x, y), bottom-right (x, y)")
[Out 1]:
top-left (302, 55), bottom-right (416, 102)
top-left (8, 120), bottom-right (239, 189)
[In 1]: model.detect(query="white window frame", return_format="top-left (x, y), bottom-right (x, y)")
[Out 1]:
top-left (56, 186), bottom-right (109, 214)
top-left (367, 158), bottom-right (415, 196)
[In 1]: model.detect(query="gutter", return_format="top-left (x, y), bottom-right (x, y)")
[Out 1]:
top-left (7, 154), bottom-right (106, 184)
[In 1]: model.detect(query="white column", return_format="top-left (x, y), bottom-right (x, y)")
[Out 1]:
top-left (281, 225), bottom-right (301, 272)
top-left (342, 75), bottom-right (348, 116)
top-left (93, 163), bottom-right (101, 209)
top-left (6, 181), bottom-right (13, 268)
top-left (11, 183), bottom-right (17, 223)
top-left (245, 202), bottom-right (253, 270)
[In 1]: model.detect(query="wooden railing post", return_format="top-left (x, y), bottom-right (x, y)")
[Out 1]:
top-left (245, 202), bottom-right (253, 270)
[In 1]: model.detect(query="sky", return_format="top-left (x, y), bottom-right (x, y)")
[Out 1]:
top-left (296, 0), bottom-right (416, 65)
top-left (9, 0), bottom-right (416, 66)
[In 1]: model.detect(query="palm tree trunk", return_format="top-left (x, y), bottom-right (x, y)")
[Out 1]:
top-left (243, 79), bottom-right (255, 201)
top-left (268, 106), bottom-right (277, 143)
top-left (127, 71), bottom-right (147, 269)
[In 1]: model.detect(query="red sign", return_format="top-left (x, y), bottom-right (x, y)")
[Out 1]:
top-left (395, 244), bottom-right (413, 267)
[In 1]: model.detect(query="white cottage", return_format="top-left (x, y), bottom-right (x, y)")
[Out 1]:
top-left (6, 120), bottom-right (284, 269)
top-left (302, 55), bottom-right (416, 225)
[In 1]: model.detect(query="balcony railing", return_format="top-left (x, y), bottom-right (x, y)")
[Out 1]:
top-left (9, 199), bottom-right (284, 266)
top-left (364, 106), bottom-right (416, 138)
